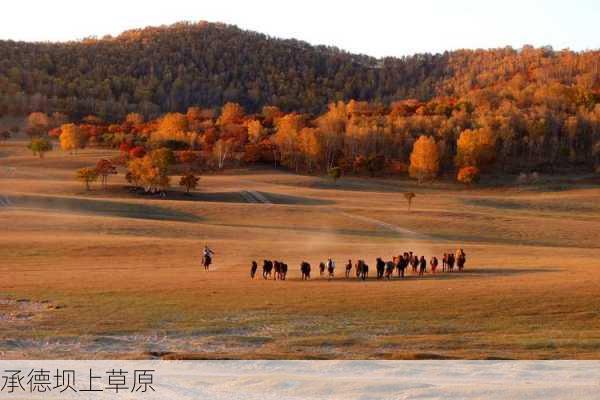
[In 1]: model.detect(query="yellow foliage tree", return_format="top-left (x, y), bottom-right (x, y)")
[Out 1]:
top-left (455, 127), bottom-right (496, 168)
top-left (217, 102), bottom-right (245, 126)
top-left (59, 123), bottom-right (86, 153)
top-left (409, 135), bottom-right (440, 183)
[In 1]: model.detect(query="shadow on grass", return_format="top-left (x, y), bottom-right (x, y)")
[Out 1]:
top-left (119, 187), bottom-right (333, 206)
top-left (6, 193), bottom-right (201, 222)
top-left (280, 267), bottom-right (560, 283)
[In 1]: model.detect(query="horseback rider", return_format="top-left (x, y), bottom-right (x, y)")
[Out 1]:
top-left (202, 244), bottom-right (214, 268)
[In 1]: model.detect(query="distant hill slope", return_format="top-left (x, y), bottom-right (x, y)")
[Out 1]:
top-left (0, 21), bottom-right (598, 121)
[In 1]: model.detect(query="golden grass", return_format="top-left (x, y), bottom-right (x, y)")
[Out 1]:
top-left (1, 139), bottom-right (600, 359)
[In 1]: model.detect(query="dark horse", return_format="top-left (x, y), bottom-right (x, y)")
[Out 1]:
top-left (301, 261), bottom-right (311, 280)
top-left (456, 252), bottom-right (466, 272)
top-left (250, 261), bottom-right (258, 279)
top-left (357, 260), bottom-right (369, 281)
top-left (376, 258), bottom-right (385, 279)
top-left (262, 259), bottom-right (273, 279)
top-left (273, 261), bottom-right (281, 280)
top-left (319, 262), bottom-right (326, 277)
top-left (345, 260), bottom-right (353, 278)
top-left (202, 254), bottom-right (212, 271)
top-left (279, 262), bottom-right (288, 280)
top-left (385, 261), bottom-right (395, 280)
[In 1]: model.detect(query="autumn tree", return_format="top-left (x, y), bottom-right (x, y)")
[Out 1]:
top-left (125, 112), bottom-right (144, 126)
top-left (409, 136), bottom-right (440, 183)
top-left (457, 166), bottom-right (480, 184)
top-left (59, 124), bottom-right (87, 154)
top-left (27, 137), bottom-right (52, 158)
top-left (95, 159), bottom-right (117, 188)
top-left (77, 167), bottom-right (98, 190)
top-left (455, 128), bottom-right (496, 169)
top-left (25, 112), bottom-right (50, 137)
top-left (212, 139), bottom-right (234, 169)
top-left (179, 173), bottom-right (199, 193)
top-left (247, 120), bottom-right (265, 143)
top-left (217, 102), bottom-right (245, 126)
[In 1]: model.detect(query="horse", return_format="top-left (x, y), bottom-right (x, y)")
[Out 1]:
top-left (250, 261), bottom-right (258, 279)
top-left (280, 262), bottom-right (288, 280)
top-left (396, 255), bottom-right (407, 279)
top-left (411, 255), bottom-right (419, 273)
top-left (385, 261), bottom-right (395, 280)
top-left (456, 253), bottom-right (466, 272)
top-left (262, 259), bottom-right (273, 279)
top-left (430, 257), bottom-right (438, 274)
top-left (376, 258), bottom-right (385, 279)
top-left (357, 260), bottom-right (369, 281)
top-left (319, 262), bottom-right (326, 277)
top-left (273, 261), bottom-right (281, 280)
top-left (345, 260), bottom-right (353, 278)
top-left (300, 261), bottom-right (311, 280)
top-left (418, 256), bottom-right (427, 277)
top-left (442, 253), bottom-right (448, 272)
top-left (375, 257), bottom-right (385, 279)
top-left (202, 254), bottom-right (212, 271)
top-left (327, 261), bottom-right (335, 280)
top-left (447, 253), bottom-right (455, 272)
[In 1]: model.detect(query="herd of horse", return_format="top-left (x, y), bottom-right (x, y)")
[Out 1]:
top-left (248, 250), bottom-right (467, 281)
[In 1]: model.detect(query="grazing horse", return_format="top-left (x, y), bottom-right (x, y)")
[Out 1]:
top-left (376, 258), bottom-right (385, 279)
top-left (262, 260), bottom-right (273, 279)
top-left (385, 261), bottom-right (395, 280)
top-left (301, 261), bottom-right (311, 280)
top-left (250, 261), bottom-right (258, 279)
top-left (345, 260), bottom-right (353, 278)
top-left (202, 254), bottom-right (212, 271)
top-left (357, 260), bottom-right (369, 281)
top-left (319, 262), bottom-right (326, 277)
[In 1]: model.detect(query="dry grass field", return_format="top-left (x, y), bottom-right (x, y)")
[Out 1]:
top-left (1, 136), bottom-right (600, 359)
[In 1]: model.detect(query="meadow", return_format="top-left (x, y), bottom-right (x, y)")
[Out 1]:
top-left (1, 137), bottom-right (600, 359)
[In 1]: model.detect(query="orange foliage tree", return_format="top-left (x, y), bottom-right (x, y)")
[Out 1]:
top-left (409, 136), bottom-right (440, 183)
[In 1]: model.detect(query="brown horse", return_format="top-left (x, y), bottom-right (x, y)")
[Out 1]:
top-left (385, 261), bottom-right (395, 280)
top-left (357, 260), bottom-right (369, 281)
top-left (202, 254), bottom-right (212, 271)
top-left (250, 261), bottom-right (258, 279)
top-left (262, 259), bottom-right (273, 279)
top-left (345, 260), bottom-right (353, 278)
top-left (319, 262), bottom-right (326, 277)
top-left (376, 258), bottom-right (385, 279)
top-left (301, 261), bottom-right (311, 280)
top-left (456, 252), bottom-right (466, 272)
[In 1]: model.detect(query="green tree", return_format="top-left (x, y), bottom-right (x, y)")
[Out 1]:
top-left (328, 166), bottom-right (342, 184)
top-left (27, 137), bottom-right (52, 158)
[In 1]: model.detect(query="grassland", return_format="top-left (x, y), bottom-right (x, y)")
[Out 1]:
top-left (1, 137), bottom-right (600, 359)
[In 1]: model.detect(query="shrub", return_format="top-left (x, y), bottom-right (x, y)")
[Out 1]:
top-left (457, 166), bottom-right (480, 184)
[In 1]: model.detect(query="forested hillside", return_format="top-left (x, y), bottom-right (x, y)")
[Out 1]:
top-left (0, 21), bottom-right (448, 119)
top-left (3, 21), bottom-right (600, 180)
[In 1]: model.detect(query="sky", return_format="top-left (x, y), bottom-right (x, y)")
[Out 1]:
top-left (1, 0), bottom-right (599, 57)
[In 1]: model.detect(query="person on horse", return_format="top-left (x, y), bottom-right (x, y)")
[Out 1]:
top-left (202, 244), bottom-right (214, 270)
